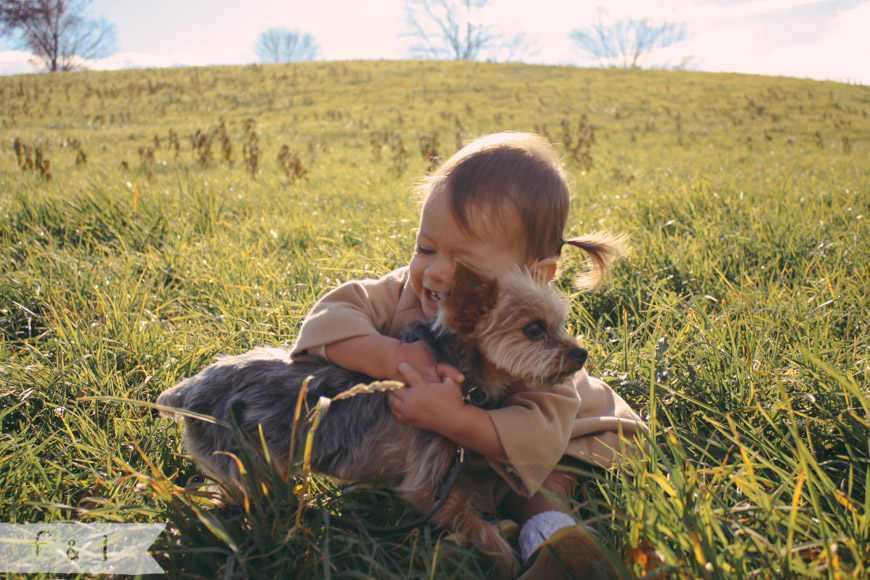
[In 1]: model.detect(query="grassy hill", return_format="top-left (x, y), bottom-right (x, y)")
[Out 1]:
top-left (1, 60), bottom-right (868, 579)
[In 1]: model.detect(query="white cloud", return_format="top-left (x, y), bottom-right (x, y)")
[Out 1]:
top-left (0, 51), bottom-right (39, 75)
top-left (0, 49), bottom-right (214, 73)
top-left (88, 51), bottom-right (217, 70)
top-left (756, 1), bottom-right (870, 82)
top-left (303, 0), bottom-right (407, 60)
top-left (662, 0), bottom-right (830, 22)
top-left (678, 0), bottom-right (870, 83)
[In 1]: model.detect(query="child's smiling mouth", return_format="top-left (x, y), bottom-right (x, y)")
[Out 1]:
top-left (423, 288), bottom-right (447, 312)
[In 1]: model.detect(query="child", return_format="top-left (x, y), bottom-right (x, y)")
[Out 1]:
top-left (291, 132), bottom-right (645, 578)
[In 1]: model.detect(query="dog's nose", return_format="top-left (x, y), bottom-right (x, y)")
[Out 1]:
top-left (570, 347), bottom-right (587, 367)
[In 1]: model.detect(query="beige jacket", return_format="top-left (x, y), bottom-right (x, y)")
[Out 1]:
top-left (291, 267), bottom-right (646, 497)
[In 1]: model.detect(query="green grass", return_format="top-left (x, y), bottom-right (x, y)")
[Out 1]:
top-left (1, 60), bottom-right (868, 579)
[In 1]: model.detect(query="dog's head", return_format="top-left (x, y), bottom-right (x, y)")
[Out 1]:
top-left (435, 260), bottom-right (587, 390)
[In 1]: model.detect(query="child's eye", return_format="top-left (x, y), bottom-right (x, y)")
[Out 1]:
top-left (523, 321), bottom-right (547, 340)
top-left (415, 245), bottom-right (435, 255)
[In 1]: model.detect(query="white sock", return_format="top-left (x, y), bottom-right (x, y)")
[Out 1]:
top-left (518, 510), bottom-right (577, 563)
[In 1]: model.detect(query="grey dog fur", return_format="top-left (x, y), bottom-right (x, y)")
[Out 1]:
top-left (157, 262), bottom-right (587, 578)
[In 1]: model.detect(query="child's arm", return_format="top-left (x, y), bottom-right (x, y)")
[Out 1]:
top-left (489, 372), bottom-right (646, 496)
top-left (325, 335), bottom-right (454, 384)
top-left (392, 368), bottom-right (647, 496)
top-left (292, 268), bottom-right (459, 383)
top-left (389, 366), bottom-right (617, 499)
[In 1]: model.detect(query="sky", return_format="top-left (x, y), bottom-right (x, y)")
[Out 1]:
top-left (0, 0), bottom-right (867, 84)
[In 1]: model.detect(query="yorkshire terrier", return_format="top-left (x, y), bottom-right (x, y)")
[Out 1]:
top-left (157, 261), bottom-right (588, 578)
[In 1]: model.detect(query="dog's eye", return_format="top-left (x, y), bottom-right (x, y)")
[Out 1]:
top-left (523, 321), bottom-right (546, 340)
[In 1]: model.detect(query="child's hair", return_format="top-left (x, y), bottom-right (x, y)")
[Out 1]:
top-left (417, 131), bottom-right (627, 288)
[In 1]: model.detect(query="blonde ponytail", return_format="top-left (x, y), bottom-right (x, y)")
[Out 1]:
top-left (562, 231), bottom-right (629, 289)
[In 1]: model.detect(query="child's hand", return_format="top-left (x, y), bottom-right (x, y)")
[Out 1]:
top-left (390, 362), bottom-right (508, 462)
top-left (387, 362), bottom-right (466, 434)
top-left (392, 341), bottom-right (445, 383)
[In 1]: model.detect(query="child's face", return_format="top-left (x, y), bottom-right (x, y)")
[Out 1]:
top-left (410, 192), bottom-right (539, 319)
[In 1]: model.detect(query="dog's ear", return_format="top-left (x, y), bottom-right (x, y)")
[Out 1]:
top-left (444, 260), bottom-right (498, 334)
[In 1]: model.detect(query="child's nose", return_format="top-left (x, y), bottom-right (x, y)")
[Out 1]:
top-left (426, 255), bottom-right (452, 283)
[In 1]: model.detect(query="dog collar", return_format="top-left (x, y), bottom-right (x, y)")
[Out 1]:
top-left (462, 383), bottom-right (487, 406)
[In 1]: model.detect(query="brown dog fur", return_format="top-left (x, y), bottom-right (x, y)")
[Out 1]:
top-left (158, 262), bottom-right (589, 578)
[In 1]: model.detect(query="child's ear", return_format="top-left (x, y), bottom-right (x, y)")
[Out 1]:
top-left (532, 258), bottom-right (558, 283)
top-left (445, 260), bottom-right (498, 334)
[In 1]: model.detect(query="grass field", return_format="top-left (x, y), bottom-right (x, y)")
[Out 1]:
top-left (1, 60), bottom-right (869, 579)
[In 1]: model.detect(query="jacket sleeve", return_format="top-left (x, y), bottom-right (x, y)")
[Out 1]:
top-left (290, 268), bottom-right (408, 361)
top-left (485, 380), bottom-right (581, 497)
top-left (485, 370), bottom-right (646, 497)
top-left (565, 372), bottom-right (647, 469)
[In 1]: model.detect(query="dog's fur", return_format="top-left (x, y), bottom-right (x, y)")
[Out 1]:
top-left (157, 261), bottom-right (588, 578)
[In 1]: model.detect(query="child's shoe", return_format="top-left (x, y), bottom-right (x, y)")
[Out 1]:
top-left (516, 512), bottom-right (611, 579)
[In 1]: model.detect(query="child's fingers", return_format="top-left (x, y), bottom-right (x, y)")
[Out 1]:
top-left (435, 363), bottom-right (465, 383)
top-left (386, 389), bottom-right (403, 413)
top-left (397, 362), bottom-right (424, 388)
top-left (400, 362), bottom-right (463, 387)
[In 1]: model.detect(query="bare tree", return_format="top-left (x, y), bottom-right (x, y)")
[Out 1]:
top-left (0, 0), bottom-right (117, 71)
top-left (498, 30), bottom-right (540, 63)
top-left (403, 0), bottom-right (531, 61)
top-left (254, 28), bottom-right (320, 63)
top-left (570, 18), bottom-right (690, 69)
